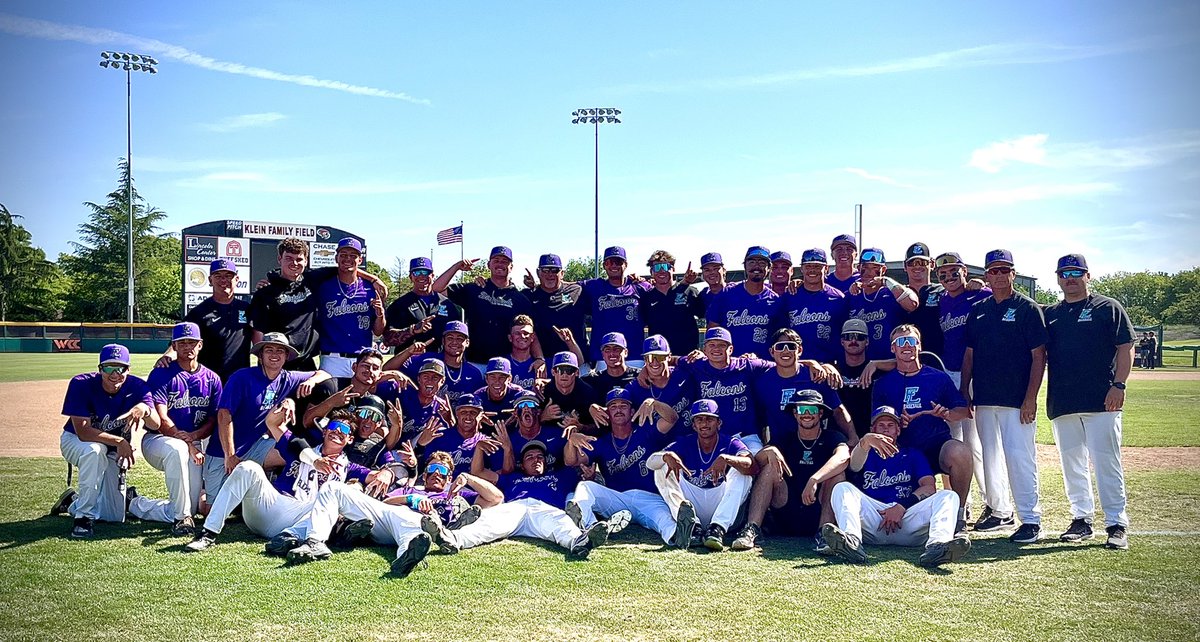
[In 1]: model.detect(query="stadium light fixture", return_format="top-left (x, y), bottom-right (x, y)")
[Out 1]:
top-left (571, 107), bottom-right (621, 278)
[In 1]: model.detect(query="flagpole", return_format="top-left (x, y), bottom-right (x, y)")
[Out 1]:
top-left (459, 220), bottom-right (464, 262)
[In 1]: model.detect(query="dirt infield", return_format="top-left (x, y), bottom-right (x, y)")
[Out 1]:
top-left (1129, 369), bottom-right (1200, 381)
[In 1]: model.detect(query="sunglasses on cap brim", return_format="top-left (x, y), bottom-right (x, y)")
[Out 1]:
top-left (860, 251), bottom-right (885, 264)
top-left (355, 408), bottom-right (385, 421)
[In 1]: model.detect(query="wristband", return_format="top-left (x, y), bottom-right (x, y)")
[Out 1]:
top-left (407, 494), bottom-right (420, 509)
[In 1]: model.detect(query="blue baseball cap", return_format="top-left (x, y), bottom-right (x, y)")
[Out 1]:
top-left (490, 246), bottom-right (513, 261)
top-left (700, 252), bottom-right (724, 267)
top-left (870, 405), bottom-right (901, 425)
top-left (859, 248), bottom-right (886, 265)
top-left (642, 334), bottom-right (670, 356)
top-left (538, 253), bottom-right (563, 269)
top-left (831, 234), bottom-right (857, 250)
top-left (603, 246), bottom-right (627, 262)
top-left (801, 248), bottom-right (828, 265)
top-left (704, 327), bottom-right (732, 344)
top-left (443, 320), bottom-right (469, 337)
top-left (744, 246), bottom-right (770, 261)
top-left (410, 257), bottom-right (433, 272)
top-left (551, 351), bottom-right (579, 370)
top-left (985, 249), bottom-right (1014, 268)
top-left (600, 332), bottom-right (627, 349)
top-left (1056, 253), bottom-right (1089, 273)
top-left (99, 343), bottom-right (131, 366)
top-left (337, 238), bottom-right (363, 254)
top-left (485, 357), bottom-right (512, 375)
top-left (209, 258), bottom-right (237, 275)
top-left (455, 393), bottom-right (483, 410)
top-left (770, 251), bottom-right (793, 265)
top-left (690, 399), bottom-right (720, 418)
top-left (171, 322), bottom-right (202, 343)
top-left (605, 388), bottom-right (633, 406)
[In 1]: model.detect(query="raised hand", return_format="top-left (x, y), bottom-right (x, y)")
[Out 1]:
top-left (682, 262), bottom-right (699, 285)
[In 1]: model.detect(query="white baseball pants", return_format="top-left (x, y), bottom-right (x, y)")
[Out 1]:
top-left (831, 482), bottom-right (958, 546)
top-left (654, 466), bottom-right (751, 530)
top-left (452, 498), bottom-right (582, 550)
top-left (975, 405), bottom-right (1042, 524)
top-left (60, 431), bottom-right (125, 522)
top-left (204, 462), bottom-right (313, 538)
top-left (1052, 411), bottom-right (1129, 528)
top-left (130, 432), bottom-right (202, 523)
top-left (947, 370), bottom-right (996, 511)
top-left (571, 481), bottom-right (675, 543)
top-left (287, 482), bottom-right (425, 557)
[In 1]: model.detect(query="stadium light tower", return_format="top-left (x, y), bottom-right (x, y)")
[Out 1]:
top-left (571, 108), bottom-right (621, 278)
top-left (99, 51), bottom-right (157, 335)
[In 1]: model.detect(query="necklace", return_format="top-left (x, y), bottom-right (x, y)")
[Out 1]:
top-left (337, 276), bottom-right (362, 299)
top-left (444, 358), bottom-right (463, 384)
top-left (697, 439), bottom-right (717, 466)
top-left (611, 430), bottom-right (633, 456)
top-left (798, 430), bottom-right (820, 450)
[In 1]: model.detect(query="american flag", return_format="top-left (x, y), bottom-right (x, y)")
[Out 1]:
top-left (436, 224), bottom-right (463, 245)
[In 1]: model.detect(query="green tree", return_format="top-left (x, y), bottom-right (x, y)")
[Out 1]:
top-left (564, 256), bottom-right (599, 282)
top-left (1032, 284), bottom-right (1060, 306)
top-left (59, 160), bottom-right (181, 322)
top-left (1091, 270), bottom-right (1172, 324)
top-left (0, 203), bottom-right (62, 320)
top-left (1163, 268), bottom-right (1200, 325)
top-left (363, 259), bottom-right (399, 306)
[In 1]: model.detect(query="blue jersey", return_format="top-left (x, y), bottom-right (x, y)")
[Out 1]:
top-left (624, 373), bottom-right (693, 440)
top-left (751, 368), bottom-right (842, 444)
top-left (147, 363), bottom-right (223, 433)
top-left (398, 388), bottom-right (450, 442)
top-left (705, 283), bottom-right (781, 358)
top-left (662, 433), bottom-right (749, 489)
top-left (509, 355), bottom-right (540, 391)
top-left (61, 373), bottom-right (153, 437)
top-left (581, 278), bottom-right (649, 362)
top-left (854, 447), bottom-right (933, 507)
top-left (666, 356), bottom-right (773, 438)
top-left (315, 275), bottom-right (378, 354)
top-left (486, 426), bottom-right (567, 472)
top-left (588, 426), bottom-right (671, 494)
top-left (825, 272), bottom-right (860, 294)
top-left (473, 383), bottom-right (533, 418)
top-left (871, 367), bottom-right (966, 448)
top-left (846, 287), bottom-right (904, 361)
top-left (425, 429), bottom-right (488, 476)
top-left (938, 287), bottom-right (992, 371)
top-left (406, 353), bottom-right (484, 403)
top-left (211, 367), bottom-right (313, 457)
top-left (779, 285), bottom-right (847, 363)
top-left (498, 467), bottom-right (579, 509)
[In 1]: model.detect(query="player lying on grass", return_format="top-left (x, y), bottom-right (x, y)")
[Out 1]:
top-left (822, 405), bottom-right (972, 567)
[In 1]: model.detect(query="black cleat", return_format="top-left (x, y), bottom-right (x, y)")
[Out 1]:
top-left (264, 532), bottom-right (301, 556)
top-left (1059, 518), bottom-right (1094, 543)
top-left (731, 523), bottom-right (762, 551)
top-left (1105, 525), bottom-right (1129, 550)
top-left (974, 514), bottom-right (1016, 532)
top-left (71, 516), bottom-right (94, 539)
top-left (670, 501), bottom-right (698, 549)
top-left (919, 534), bottom-right (972, 567)
top-left (1009, 523), bottom-right (1041, 544)
top-left (287, 539), bottom-right (333, 563)
top-left (390, 533), bottom-right (432, 577)
top-left (703, 524), bottom-right (727, 552)
top-left (822, 523), bottom-right (867, 564)
top-left (172, 516), bottom-right (196, 537)
top-left (51, 488), bottom-right (77, 516)
top-left (184, 529), bottom-right (219, 552)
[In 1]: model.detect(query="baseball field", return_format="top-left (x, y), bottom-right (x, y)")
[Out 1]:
top-left (0, 354), bottom-right (1197, 641)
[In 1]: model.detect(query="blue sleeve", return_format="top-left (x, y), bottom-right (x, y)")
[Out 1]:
top-left (347, 463), bottom-right (372, 483)
top-left (821, 382), bottom-right (843, 409)
top-left (61, 377), bottom-right (92, 418)
top-left (940, 374), bottom-right (967, 409)
top-left (727, 437), bottom-right (750, 456)
top-left (147, 369), bottom-right (173, 405)
top-left (704, 292), bottom-right (724, 325)
top-left (218, 372), bottom-right (242, 411)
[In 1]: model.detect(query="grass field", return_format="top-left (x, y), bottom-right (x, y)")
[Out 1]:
top-left (0, 352), bottom-right (162, 384)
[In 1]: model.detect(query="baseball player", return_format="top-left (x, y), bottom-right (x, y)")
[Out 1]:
top-left (767, 250), bottom-right (793, 297)
top-left (579, 246), bottom-right (651, 366)
top-left (523, 253), bottom-right (590, 361)
top-left (648, 399), bottom-right (755, 551)
top-left (505, 314), bottom-right (545, 391)
top-left (383, 257), bottom-right (463, 353)
top-left (160, 258), bottom-right (251, 381)
top-left (54, 344), bottom-right (158, 538)
top-left (623, 335), bottom-right (692, 440)
top-left (697, 252), bottom-right (727, 310)
top-left (301, 349), bottom-right (412, 434)
top-left (140, 322), bottom-right (223, 534)
top-left (639, 250), bottom-right (705, 356)
top-left (422, 393), bottom-right (490, 475)
top-left (823, 406), bottom-right (972, 567)
top-left (474, 357), bottom-right (534, 418)
top-left (477, 391), bottom-right (570, 473)
top-left (826, 234), bottom-right (860, 294)
top-left (384, 450), bottom-right (499, 528)
top-left (583, 332), bottom-right (641, 406)
top-left (565, 388), bottom-right (680, 543)
top-left (334, 398), bottom-right (402, 470)
top-left (432, 246), bottom-right (536, 369)
top-left (540, 352), bottom-right (595, 431)
top-left (397, 358), bottom-right (452, 444)
top-left (313, 238), bottom-right (387, 380)
top-left (392, 320), bottom-right (485, 404)
top-left (705, 246), bottom-right (782, 359)
top-left (845, 248), bottom-right (920, 361)
top-left (777, 248), bottom-right (847, 364)
top-left (901, 242), bottom-right (945, 358)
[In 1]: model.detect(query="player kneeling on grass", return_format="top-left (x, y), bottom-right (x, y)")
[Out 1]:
top-left (823, 406), bottom-right (971, 567)
top-left (423, 440), bottom-right (631, 560)
top-left (184, 399), bottom-right (394, 552)
top-left (732, 389), bottom-right (850, 553)
top-left (647, 399), bottom-right (754, 551)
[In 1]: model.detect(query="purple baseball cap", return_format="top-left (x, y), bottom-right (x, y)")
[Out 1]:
top-left (443, 320), bottom-right (469, 337)
top-left (1056, 253), bottom-right (1089, 273)
top-left (337, 238), bottom-right (363, 254)
top-left (859, 248), bottom-right (886, 265)
top-left (690, 399), bottom-right (720, 418)
top-left (455, 393), bottom-right (483, 410)
top-left (410, 257), bottom-right (433, 272)
top-left (490, 246), bottom-right (513, 261)
top-left (770, 251), bottom-right (793, 265)
top-left (600, 332), bottom-right (627, 349)
top-left (642, 334), bottom-right (670, 356)
top-left (605, 387), bottom-right (633, 406)
top-left (744, 246), bottom-right (770, 261)
top-left (209, 258), bottom-right (237, 275)
top-left (603, 246), bottom-right (627, 262)
top-left (985, 249), bottom-right (1014, 268)
top-left (551, 351), bottom-right (579, 370)
top-left (486, 357), bottom-right (512, 375)
top-left (831, 234), bottom-right (857, 250)
top-left (700, 252), bottom-right (724, 267)
top-left (801, 248), bottom-right (828, 265)
top-left (704, 327), bottom-right (732, 344)
top-left (539, 254), bottom-right (563, 269)
top-left (871, 405), bottom-right (901, 425)
top-left (99, 343), bottom-right (131, 366)
top-left (171, 322), bottom-right (202, 343)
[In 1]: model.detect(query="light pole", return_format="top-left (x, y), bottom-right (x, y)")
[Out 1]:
top-left (99, 51), bottom-right (157, 336)
top-left (572, 108), bottom-right (620, 278)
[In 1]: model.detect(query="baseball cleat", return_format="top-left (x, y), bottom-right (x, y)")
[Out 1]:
top-left (605, 509), bottom-right (632, 538)
top-left (172, 516), bottom-right (196, 537)
top-left (184, 530), bottom-right (219, 553)
top-left (974, 513), bottom-right (1016, 532)
top-left (1059, 518), bottom-right (1095, 543)
top-left (813, 532), bottom-right (832, 556)
top-left (390, 533), bottom-right (432, 577)
top-left (1009, 523), bottom-right (1041, 544)
top-left (670, 501), bottom-right (698, 549)
top-left (1105, 525), bottom-right (1129, 550)
top-left (919, 534), bottom-right (972, 567)
top-left (421, 514), bottom-right (460, 554)
top-left (567, 531), bottom-right (593, 560)
top-left (264, 532), bottom-right (301, 556)
top-left (448, 505), bottom-right (482, 530)
top-left (703, 524), bottom-right (727, 552)
top-left (731, 523), bottom-right (762, 551)
top-left (124, 486), bottom-right (139, 517)
top-left (287, 539), bottom-right (333, 563)
top-left (565, 500), bottom-right (584, 529)
top-left (71, 517), bottom-right (95, 539)
top-left (822, 523), bottom-right (867, 564)
top-left (330, 517), bottom-right (374, 549)
top-left (50, 488), bottom-right (78, 516)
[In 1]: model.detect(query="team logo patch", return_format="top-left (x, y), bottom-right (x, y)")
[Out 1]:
top-left (675, 293), bottom-right (687, 305)
top-left (903, 387), bottom-right (921, 410)
top-left (1002, 308), bottom-right (1016, 322)
top-left (1079, 308), bottom-right (1093, 322)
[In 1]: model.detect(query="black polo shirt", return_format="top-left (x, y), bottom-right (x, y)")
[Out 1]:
top-left (1044, 293), bottom-right (1134, 419)
top-left (832, 359), bottom-right (877, 438)
top-left (445, 281), bottom-right (534, 363)
top-left (247, 267), bottom-right (338, 362)
top-left (185, 296), bottom-right (252, 381)
top-left (385, 291), bottom-right (463, 352)
top-left (584, 367), bottom-right (640, 406)
top-left (640, 282), bottom-right (705, 355)
top-left (541, 379), bottom-right (597, 429)
top-left (526, 283), bottom-right (589, 359)
top-left (965, 292), bottom-right (1048, 408)
top-left (906, 283), bottom-right (946, 359)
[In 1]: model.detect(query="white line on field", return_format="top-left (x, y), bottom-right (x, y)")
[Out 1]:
top-left (1130, 530), bottom-right (1200, 537)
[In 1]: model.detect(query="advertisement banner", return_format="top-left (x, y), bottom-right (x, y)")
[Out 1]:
top-left (241, 221), bottom-right (317, 241)
top-left (184, 235), bottom-right (219, 263)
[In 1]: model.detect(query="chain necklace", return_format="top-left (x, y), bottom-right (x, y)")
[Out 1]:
top-left (611, 429), bottom-right (633, 456)
top-left (443, 357), bottom-right (464, 385)
top-left (798, 429), bottom-right (821, 451)
top-left (337, 276), bottom-right (363, 299)
top-left (696, 439), bottom-right (717, 466)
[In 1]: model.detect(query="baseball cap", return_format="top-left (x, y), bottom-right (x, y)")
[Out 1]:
top-left (600, 332), bottom-right (627, 349)
top-left (490, 246), bottom-right (513, 261)
top-left (418, 358), bottom-right (446, 378)
top-left (538, 253), bottom-right (563, 269)
top-left (337, 238), bottom-right (363, 254)
top-left (704, 327), bottom-right (732, 344)
top-left (801, 248), bottom-right (828, 265)
top-left (690, 399), bottom-right (720, 418)
top-left (603, 246), bottom-right (628, 262)
top-left (870, 405), bottom-right (901, 426)
top-left (1057, 253), bottom-right (1089, 273)
top-left (551, 351), bottom-right (579, 371)
top-left (353, 394), bottom-right (387, 420)
top-left (770, 251), bottom-right (793, 265)
top-left (171, 322), bottom-right (202, 343)
top-left (700, 252), bottom-right (724, 267)
top-left (744, 246), bottom-right (770, 261)
top-left (831, 234), bottom-right (857, 250)
top-left (605, 388), bottom-right (633, 406)
top-left (642, 334), bottom-right (670, 356)
top-left (905, 243), bottom-right (931, 264)
top-left (785, 389), bottom-right (829, 413)
top-left (514, 392), bottom-right (540, 410)
top-left (520, 440), bottom-right (548, 458)
top-left (841, 319), bottom-right (869, 335)
top-left (485, 357), bottom-right (512, 376)
top-left (99, 344), bottom-right (131, 366)
top-left (443, 320), bottom-right (469, 337)
top-left (934, 252), bottom-right (965, 269)
top-left (455, 393), bottom-right (483, 410)
top-left (985, 249), bottom-right (1014, 268)
top-left (209, 258), bottom-right (237, 275)
top-left (251, 332), bottom-right (299, 359)
top-left (859, 248), bottom-right (886, 265)
top-left (409, 257), bottom-right (433, 272)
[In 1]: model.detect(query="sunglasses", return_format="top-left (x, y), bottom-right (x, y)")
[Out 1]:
top-left (100, 365), bottom-right (128, 375)
top-left (936, 269), bottom-right (962, 281)
top-left (841, 333), bottom-right (867, 341)
top-left (860, 251), bottom-right (885, 264)
top-left (553, 366), bottom-right (577, 375)
top-left (326, 420), bottom-right (353, 436)
top-left (793, 405), bottom-right (821, 415)
top-left (1058, 269), bottom-right (1085, 278)
top-left (986, 266), bottom-right (1013, 275)
top-left (425, 463), bottom-right (451, 476)
top-left (515, 400), bottom-right (539, 410)
top-left (645, 353), bottom-right (669, 363)
top-left (772, 341), bottom-right (799, 352)
top-left (539, 267), bottom-right (561, 274)
top-left (355, 408), bottom-right (385, 421)
top-left (411, 269), bottom-right (432, 277)
top-left (650, 262), bottom-right (672, 273)
top-left (893, 336), bottom-right (919, 347)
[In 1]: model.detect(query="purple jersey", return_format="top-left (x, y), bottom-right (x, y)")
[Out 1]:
top-left (147, 363), bottom-right (223, 433)
top-left (425, 429), bottom-right (489, 476)
top-left (667, 357), bottom-right (773, 438)
top-left (210, 367), bottom-right (314, 457)
top-left (273, 430), bottom-right (370, 500)
top-left (705, 283), bottom-right (781, 359)
top-left (825, 271), bottom-right (860, 294)
top-left (625, 373), bottom-right (693, 439)
top-left (388, 484), bottom-right (481, 525)
top-left (473, 383), bottom-right (533, 418)
top-left (509, 355), bottom-right (539, 391)
top-left (588, 426), bottom-right (671, 494)
top-left (779, 286), bottom-right (847, 363)
top-left (497, 467), bottom-right (579, 509)
top-left (871, 367), bottom-right (966, 448)
top-left (61, 373), bottom-right (153, 437)
top-left (399, 388), bottom-right (450, 442)
top-left (407, 353), bottom-right (484, 403)
top-left (938, 287), bottom-right (992, 371)
top-left (581, 278), bottom-right (649, 362)
top-left (662, 433), bottom-right (749, 489)
top-left (846, 287), bottom-right (904, 361)
top-left (751, 368), bottom-right (842, 443)
top-left (487, 427), bottom-right (567, 471)
top-left (854, 447), bottom-right (933, 507)
top-left (315, 275), bottom-right (379, 354)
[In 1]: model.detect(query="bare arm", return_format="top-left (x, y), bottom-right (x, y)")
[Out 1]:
top-left (470, 445), bottom-right (500, 484)
top-left (832, 406), bottom-right (856, 445)
top-left (1020, 346), bottom-right (1046, 424)
top-left (809, 443), bottom-right (851, 485)
top-left (461, 473), bottom-right (503, 507)
top-left (959, 347), bottom-right (975, 404)
top-left (431, 259), bottom-right (472, 294)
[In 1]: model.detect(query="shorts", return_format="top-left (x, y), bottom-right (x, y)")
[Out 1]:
top-left (765, 500), bottom-right (822, 537)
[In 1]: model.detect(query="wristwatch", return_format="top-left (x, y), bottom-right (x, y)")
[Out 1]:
top-left (1111, 381), bottom-right (1127, 390)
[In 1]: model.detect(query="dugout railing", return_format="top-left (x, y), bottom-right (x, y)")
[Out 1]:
top-left (0, 322), bottom-right (174, 354)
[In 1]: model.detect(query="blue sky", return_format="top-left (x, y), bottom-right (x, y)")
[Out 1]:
top-left (2, 2), bottom-right (1198, 289)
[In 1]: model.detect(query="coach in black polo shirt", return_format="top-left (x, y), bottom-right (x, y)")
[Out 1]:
top-left (639, 249), bottom-right (705, 355)
top-left (524, 253), bottom-right (589, 360)
top-left (961, 249), bottom-right (1048, 543)
top-left (385, 257), bottom-right (463, 353)
top-left (433, 246), bottom-right (535, 369)
top-left (175, 259), bottom-right (252, 381)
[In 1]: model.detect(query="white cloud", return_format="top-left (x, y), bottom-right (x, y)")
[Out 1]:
top-left (843, 167), bottom-right (917, 189)
top-left (969, 131), bottom-right (1200, 173)
top-left (968, 134), bottom-right (1049, 173)
top-left (0, 13), bottom-right (430, 104)
top-left (202, 112), bottom-right (287, 133)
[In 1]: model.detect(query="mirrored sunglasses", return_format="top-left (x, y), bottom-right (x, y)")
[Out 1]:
top-left (646, 353), bottom-right (669, 363)
top-left (553, 366), bottom-right (577, 375)
top-left (100, 365), bottom-right (128, 375)
top-left (515, 400), bottom-right (539, 410)
top-left (411, 269), bottom-right (432, 277)
top-left (986, 266), bottom-right (1013, 275)
top-left (860, 250), bottom-right (885, 263)
top-left (356, 408), bottom-right (385, 421)
top-left (793, 405), bottom-right (821, 415)
top-left (893, 336), bottom-right (919, 347)
top-left (1058, 269), bottom-right (1085, 278)
top-left (772, 341), bottom-right (799, 352)
top-left (326, 421), bottom-right (353, 435)
top-left (841, 333), bottom-right (867, 341)
top-left (539, 267), bottom-right (561, 274)
top-left (650, 262), bottom-right (672, 273)
top-left (425, 463), bottom-right (451, 476)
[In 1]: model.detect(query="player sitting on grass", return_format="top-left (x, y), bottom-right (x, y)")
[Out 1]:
top-left (822, 406), bottom-right (971, 567)
top-left (382, 450), bottom-right (497, 531)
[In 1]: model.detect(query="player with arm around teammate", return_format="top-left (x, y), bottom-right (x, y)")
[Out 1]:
top-left (823, 406), bottom-right (971, 567)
